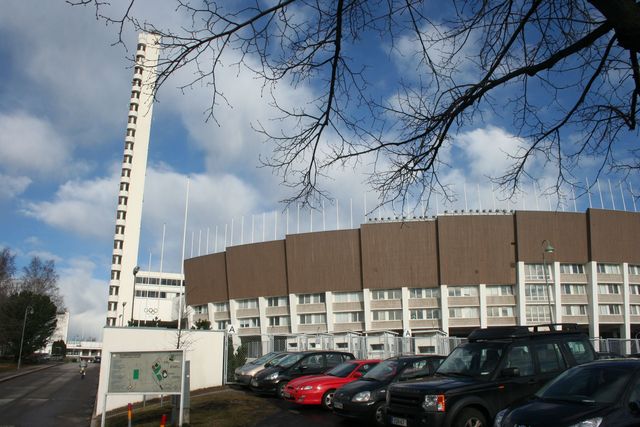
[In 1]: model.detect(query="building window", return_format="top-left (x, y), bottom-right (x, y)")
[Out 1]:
top-left (116, 210), bottom-right (126, 220)
top-left (526, 305), bottom-right (551, 323)
top-left (487, 306), bottom-right (515, 317)
top-left (298, 293), bottom-right (325, 304)
top-left (525, 284), bottom-right (550, 302)
top-left (123, 155), bottom-right (133, 164)
top-left (267, 296), bottom-right (288, 307)
top-left (371, 289), bottom-right (402, 300)
top-left (562, 305), bottom-right (587, 316)
top-left (109, 286), bottom-right (119, 296)
top-left (110, 270), bottom-right (120, 280)
top-left (216, 320), bottom-right (228, 330)
top-left (372, 310), bottom-right (402, 321)
top-left (137, 43), bottom-right (146, 51)
top-left (212, 302), bottom-right (228, 312)
top-left (524, 264), bottom-right (553, 280)
top-left (128, 116), bottom-right (138, 125)
top-left (113, 240), bottom-right (123, 250)
top-left (112, 255), bottom-right (122, 265)
top-left (121, 169), bottom-right (131, 177)
top-left (237, 299), bottom-right (258, 309)
top-left (193, 305), bottom-right (208, 314)
top-left (268, 316), bottom-right (290, 326)
top-left (129, 103), bottom-right (139, 111)
top-left (134, 66), bottom-right (143, 75)
top-left (409, 288), bottom-right (440, 298)
top-left (485, 285), bottom-right (514, 296)
top-left (630, 285), bottom-right (640, 295)
top-left (108, 302), bottom-right (117, 311)
top-left (629, 265), bottom-right (640, 275)
top-left (126, 128), bottom-right (136, 137)
top-left (410, 308), bottom-right (440, 320)
top-left (449, 307), bottom-right (479, 318)
top-left (131, 90), bottom-right (140, 99)
top-left (238, 318), bottom-right (260, 328)
top-left (560, 264), bottom-right (585, 274)
top-left (119, 182), bottom-right (129, 192)
top-left (334, 291), bottom-right (364, 302)
top-left (448, 286), bottom-right (478, 297)
top-left (334, 312), bottom-right (364, 323)
top-left (597, 263), bottom-right (621, 274)
top-left (599, 304), bottom-right (622, 315)
top-left (115, 225), bottom-right (125, 234)
top-left (630, 305), bottom-right (640, 315)
top-left (562, 284), bottom-right (586, 295)
top-left (118, 196), bottom-right (128, 206)
top-left (299, 313), bottom-right (326, 324)
top-left (598, 284), bottom-right (621, 294)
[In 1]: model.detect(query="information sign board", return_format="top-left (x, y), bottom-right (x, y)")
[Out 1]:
top-left (108, 350), bottom-right (183, 393)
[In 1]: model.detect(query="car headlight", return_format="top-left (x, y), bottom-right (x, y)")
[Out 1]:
top-left (493, 409), bottom-right (507, 427)
top-left (265, 372), bottom-right (279, 380)
top-left (302, 385), bottom-right (314, 390)
top-left (568, 418), bottom-right (603, 427)
top-left (352, 391), bottom-right (372, 402)
top-left (421, 394), bottom-right (445, 412)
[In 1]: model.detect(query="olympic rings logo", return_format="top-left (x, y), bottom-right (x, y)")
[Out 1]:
top-left (144, 308), bottom-right (159, 315)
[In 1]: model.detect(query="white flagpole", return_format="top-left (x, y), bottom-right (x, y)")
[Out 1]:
top-left (322, 200), bottom-right (326, 231)
top-left (630, 182), bottom-right (638, 212)
top-left (619, 182), bottom-right (627, 211)
top-left (597, 179), bottom-right (604, 208)
top-left (262, 212), bottom-right (266, 242)
top-left (491, 184), bottom-right (496, 211)
top-left (608, 179), bottom-right (616, 210)
top-left (463, 182), bottom-right (468, 211)
top-left (224, 224), bottom-right (228, 249)
top-left (206, 227), bottom-right (210, 254)
top-left (251, 215), bottom-right (255, 243)
top-left (586, 177), bottom-right (593, 208)
top-left (230, 218), bottom-right (234, 246)
top-left (178, 178), bottom-right (190, 330)
top-left (572, 186), bottom-right (578, 212)
top-left (214, 225), bottom-right (218, 252)
top-left (350, 198), bottom-right (353, 228)
top-left (241, 216), bottom-right (244, 244)
top-left (198, 229), bottom-right (202, 256)
top-left (190, 231), bottom-right (194, 258)
top-left (274, 211), bottom-right (278, 240)
top-left (157, 223), bottom-right (165, 313)
top-left (364, 193), bottom-right (367, 221)
top-left (310, 207), bottom-right (313, 232)
top-left (534, 182), bottom-right (539, 210)
top-left (476, 183), bottom-right (482, 211)
top-left (286, 208), bottom-right (289, 234)
top-left (297, 204), bottom-right (300, 233)
top-left (336, 199), bottom-right (340, 230)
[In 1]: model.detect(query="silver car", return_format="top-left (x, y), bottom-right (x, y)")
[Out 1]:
top-left (234, 351), bottom-right (291, 386)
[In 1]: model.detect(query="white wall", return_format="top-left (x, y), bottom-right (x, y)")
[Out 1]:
top-left (95, 327), bottom-right (225, 415)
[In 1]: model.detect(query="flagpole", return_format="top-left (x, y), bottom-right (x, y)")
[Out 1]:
top-left (178, 178), bottom-right (190, 330)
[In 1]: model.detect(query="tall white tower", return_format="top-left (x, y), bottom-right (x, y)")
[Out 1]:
top-left (106, 33), bottom-right (160, 326)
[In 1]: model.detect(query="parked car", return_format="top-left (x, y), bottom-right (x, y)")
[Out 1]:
top-left (234, 351), bottom-right (291, 386)
top-left (385, 324), bottom-right (597, 427)
top-left (494, 358), bottom-right (640, 427)
top-left (332, 355), bottom-right (445, 426)
top-left (282, 359), bottom-right (381, 409)
top-left (250, 350), bottom-right (355, 396)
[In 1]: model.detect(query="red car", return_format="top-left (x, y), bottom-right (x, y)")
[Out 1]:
top-left (282, 359), bottom-right (381, 409)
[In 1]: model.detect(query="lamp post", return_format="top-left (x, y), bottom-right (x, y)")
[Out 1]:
top-left (542, 240), bottom-right (555, 324)
top-left (17, 305), bottom-right (34, 370)
top-left (121, 301), bottom-right (126, 326)
top-left (131, 266), bottom-right (140, 325)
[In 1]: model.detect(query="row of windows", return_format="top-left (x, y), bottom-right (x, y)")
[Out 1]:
top-left (135, 290), bottom-right (170, 298)
top-left (525, 263), bottom-right (640, 279)
top-left (134, 277), bottom-right (184, 287)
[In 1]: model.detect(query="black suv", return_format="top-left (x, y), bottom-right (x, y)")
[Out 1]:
top-left (385, 324), bottom-right (597, 427)
top-left (333, 355), bottom-right (445, 426)
top-left (250, 350), bottom-right (355, 396)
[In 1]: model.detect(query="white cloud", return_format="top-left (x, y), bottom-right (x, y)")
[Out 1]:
top-left (456, 126), bottom-right (526, 179)
top-left (0, 113), bottom-right (71, 179)
top-left (57, 257), bottom-right (108, 340)
top-left (0, 174), bottom-right (31, 200)
top-left (21, 173), bottom-right (118, 239)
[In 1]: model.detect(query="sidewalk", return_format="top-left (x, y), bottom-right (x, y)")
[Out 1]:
top-left (0, 363), bottom-right (62, 383)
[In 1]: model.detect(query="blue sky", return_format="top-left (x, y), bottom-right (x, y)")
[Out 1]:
top-left (0, 1), bottom-right (637, 340)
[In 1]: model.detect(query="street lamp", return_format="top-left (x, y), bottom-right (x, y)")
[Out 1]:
top-left (17, 305), bottom-right (34, 370)
top-left (542, 240), bottom-right (555, 324)
top-left (131, 266), bottom-right (140, 325)
top-left (121, 301), bottom-right (127, 326)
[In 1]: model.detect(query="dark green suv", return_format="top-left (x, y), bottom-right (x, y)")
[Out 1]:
top-left (385, 324), bottom-right (597, 427)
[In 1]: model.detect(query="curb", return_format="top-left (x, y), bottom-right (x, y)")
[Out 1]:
top-left (0, 363), bottom-right (63, 383)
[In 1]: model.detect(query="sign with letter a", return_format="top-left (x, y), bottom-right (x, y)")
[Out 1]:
top-left (227, 324), bottom-right (236, 334)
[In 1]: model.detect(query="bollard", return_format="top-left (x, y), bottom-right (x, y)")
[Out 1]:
top-left (160, 413), bottom-right (167, 427)
top-left (127, 403), bottom-right (132, 427)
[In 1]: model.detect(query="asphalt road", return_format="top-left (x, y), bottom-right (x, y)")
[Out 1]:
top-left (0, 362), bottom-right (99, 427)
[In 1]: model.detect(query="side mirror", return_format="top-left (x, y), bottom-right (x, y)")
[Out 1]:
top-left (299, 365), bottom-right (308, 371)
top-left (500, 367), bottom-right (520, 377)
top-left (353, 371), bottom-right (363, 378)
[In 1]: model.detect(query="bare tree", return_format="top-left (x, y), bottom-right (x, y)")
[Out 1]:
top-left (71, 0), bottom-right (640, 207)
top-left (21, 257), bottom-right (65, 311)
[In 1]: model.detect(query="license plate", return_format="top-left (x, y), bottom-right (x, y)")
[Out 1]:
top-left (391, 416), bottom-right (407, 427)
top-left (333, 401), bottom-right (343, 409)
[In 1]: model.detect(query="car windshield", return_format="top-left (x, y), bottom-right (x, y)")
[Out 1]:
top-left (536, 365), bottom-right (633, 404)
top-left (278, 353), bottom-right (305, 368)
top-left (326, 362), bottom-right (357, 377)
top-left (363, 359), bottom-right (400, 381)
top-left (266, 353), bottom-right (290, 367)
top-left (252, 352), bottom-right (278, 365)
top-left (437, 343), bottom-right (504, 377)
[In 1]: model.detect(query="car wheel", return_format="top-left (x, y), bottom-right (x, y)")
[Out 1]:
top-left (453, 408), bottom-right (487, 427)
top-left (277, 381), bottom-right (287, 399)
top-left (321, 389), bottom-right (336, 409)
top-left (372, 402), bottom-right (385, 427)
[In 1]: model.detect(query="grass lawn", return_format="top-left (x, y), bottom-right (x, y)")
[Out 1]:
top-left (104, 387), bottom-right (279, 427)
